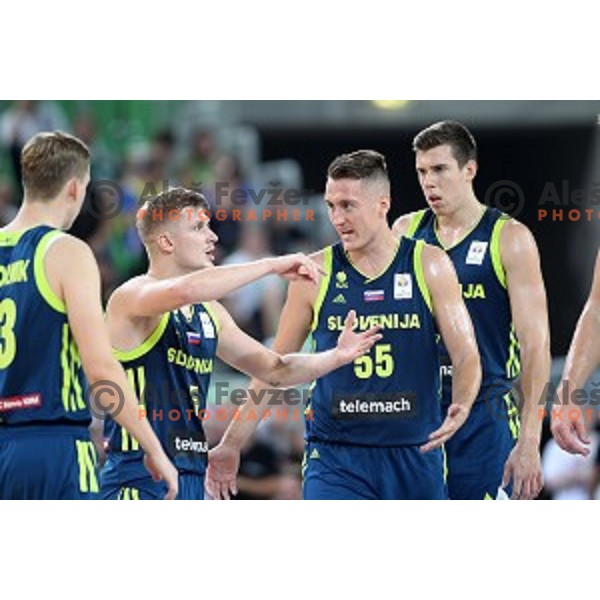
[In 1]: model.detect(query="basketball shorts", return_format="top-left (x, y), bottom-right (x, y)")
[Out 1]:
top-left (302, 440), bottom-right (447, 500)
top-left (0, 424), bottom-right (99, 500)
top-left (100, 472), bottom-right (203, 500)
top-left (443, 389), bottom-right (520, 500)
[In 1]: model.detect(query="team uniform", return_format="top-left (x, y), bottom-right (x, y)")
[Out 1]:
top-left (304, 237), bottom-right (447, 499)
top-left (0, 226), bottom-right (98, 500)
top-left (100, 303), bottom-right (219, 500)
top-left (407, 207), bottom-right (521, 499)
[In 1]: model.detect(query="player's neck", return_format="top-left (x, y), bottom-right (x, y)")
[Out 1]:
top-left (147, 257), bottom-right (200, 280)
top-left (436, 194), bottom-right (484, 232)
top-left (346, 228), bottom-right (398, 278)
top-left (3, 202), bottom-right (68, 231)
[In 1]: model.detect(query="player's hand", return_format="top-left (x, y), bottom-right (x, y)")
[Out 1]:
top-left (205, 443), bottom-right (240, 500)
top-left (270, 253), bottom-right (325, 285)
top-left (502, 440), bottom-right (543, 500)
top-left (421, 404), bottom-right (470, 453)
top-left (334, 310), bottom-right (382, 364)
top-left (550, 406), bottom-right (591, 456)
top-left (143, 451), bottom-right (179, 500)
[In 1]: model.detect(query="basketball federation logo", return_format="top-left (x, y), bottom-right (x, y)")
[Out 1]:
top-left (465, 241), bottom-right (488, 265)
top-left (394, 273), bottom-right (413, 300)
top-left (335, 271), bottom-right (348, 289)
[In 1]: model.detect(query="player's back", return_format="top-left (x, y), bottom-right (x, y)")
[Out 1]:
top-left (0, 226), bottom-right (89, 425)
top-left (0, 226), bottom-right (97, 499)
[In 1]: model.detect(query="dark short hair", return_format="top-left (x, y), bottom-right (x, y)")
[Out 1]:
top-left (137, 186), bottom-right (210, 241)
top-left (327, 149), bottom-right (389, 182)
top-left (21, 131), bottom-right (90, 200)
top-left (413, 121), bottom-right (477, 167)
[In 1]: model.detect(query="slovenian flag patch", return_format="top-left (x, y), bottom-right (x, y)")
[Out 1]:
top-left (187, 332), bottom-right (201, 345)
top-left (363, 290), bottom-right (385, 302)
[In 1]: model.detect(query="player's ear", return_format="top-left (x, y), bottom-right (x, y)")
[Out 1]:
top-left (64, 177), bottom-right (78, 202)
top-left (464, 159), bottom-right (477, 182)
top-left (156, 230), bottom-right (175, 254)
top-left (379, 195), bottom-right (391, 216)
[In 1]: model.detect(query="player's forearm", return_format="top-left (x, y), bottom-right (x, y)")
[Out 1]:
top-left (449, 351), bottom-right (481, 410)
top-left (263, 349), bottom-right (344, 389)
top-left (560, 302), bottom-right (600, 393)
top-left (518, 336), bottom-right (551, 443)
top-left (219, 380), bottom-right (271, 451)
top-left (180, 259), bottom-right (278, 304)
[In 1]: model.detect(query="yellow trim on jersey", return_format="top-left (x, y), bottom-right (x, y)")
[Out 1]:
top-left (0, 230), bottom-right (27, 247)
top-left (61, 323), bottom-right (85, 412)
top-left (113, 312), bottom-right (170, 362)
top-left (202, 302), bottom-right (221, 335)
top-left (442, 445), bottom-right (448, 483)
top-left (503, 392), bottom-right (521, 440)
top-left (345, 240), bottom-right (400, 284)
top-left (434, 206), bottom-right (487, 251)
top-left (506, 326), bottom-right (521, 379)
top-left (413, 240), bottom-right (433, 314)
top-left (310, 246), bottom-right (333, 332)
top-left (33, 230), bottom-right (67, 313)
top-left (121, 366), bottom-right (146, 452)
top-left (491, 218), bottom-right (508, 289)
top-left (405, 209), bottom-right (427, 238)
top-left (75, 440), bottom-right (99, 494)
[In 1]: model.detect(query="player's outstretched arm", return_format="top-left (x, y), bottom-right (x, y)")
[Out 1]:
top-left (420, 244), bottom-right (481, 453)
top-left (110, 253), bottom-right (324, 318)
top-left (553, 252), bottom-right (600, 456)
top-left (206, 276), bottom-right (316, 500)
top-left (213, 301), bottom-right (381, 390)
top-left (48, 236), bottom-right (179, 499)
top-left (499, 220), bottom-right (550, 499)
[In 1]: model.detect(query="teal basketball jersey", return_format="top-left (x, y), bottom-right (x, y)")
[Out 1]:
top-left (407, 207), bottom-right (520, 404)
top-left (307, 237), bottom-right (442, 447)
top-left (0, 226), bottom-right (89, 426)
top-left (102, 302), bottom-right (219, 487)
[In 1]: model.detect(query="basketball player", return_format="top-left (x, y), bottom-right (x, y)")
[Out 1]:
top-left (552, 252), bottom-right (600, 456)
top-left (0, 131), bottom-right (178, 500)
top-left (100, 186), bottom-right (382, 500)
top-left (393, 121), bottom-right (550, 500)
top-left (206, 149), bottom-right (481, 500)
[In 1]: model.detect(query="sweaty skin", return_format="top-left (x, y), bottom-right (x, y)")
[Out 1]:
top-left (552, 252), bottom-right (600, 456)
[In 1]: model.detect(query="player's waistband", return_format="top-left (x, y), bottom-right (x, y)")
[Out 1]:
top-left (0, 421), bottom-right (91, 439)
top-left (305, 436), bottom-right (428, 449)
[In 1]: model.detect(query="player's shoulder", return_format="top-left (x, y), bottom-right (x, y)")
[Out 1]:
top-left (43, 232), bottom-right (97, 274)
top-left (307, 247), bottom-right (329, 268)
top-left (497, 217), bottom-right (539, 257)
top-left (419, 241), bottom-right (451, 269)
top-left (44, 231), bottom-right (90, 255)
top-left (392, 210), bottom-right (426, 238)
top-left (107, 274), bottom-right (152, 308)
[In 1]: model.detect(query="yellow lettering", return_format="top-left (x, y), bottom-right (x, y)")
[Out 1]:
top-left (0, 260), bottom-right (30, 288)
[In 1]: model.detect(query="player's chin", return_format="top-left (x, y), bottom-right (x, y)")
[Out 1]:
top-left (340, 236), bottom-right (360, 252)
